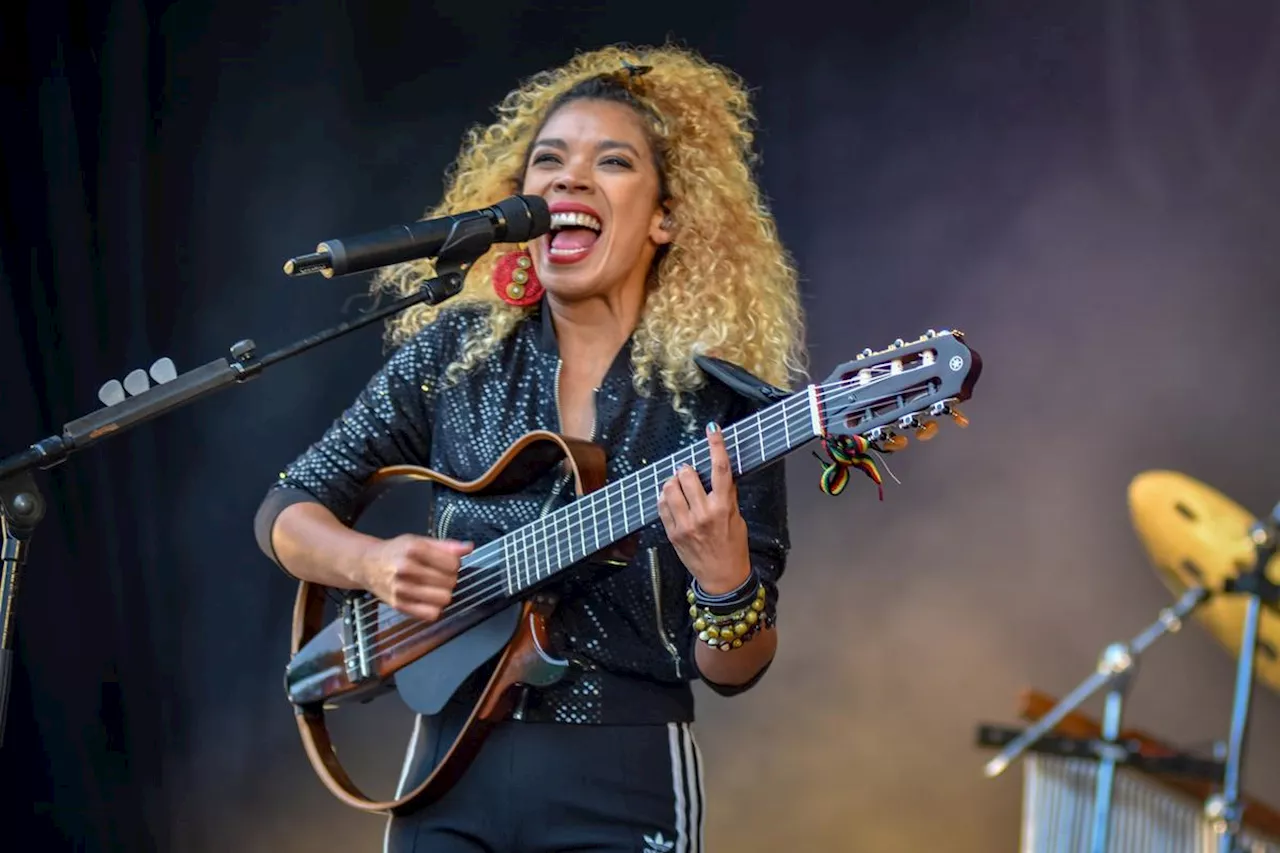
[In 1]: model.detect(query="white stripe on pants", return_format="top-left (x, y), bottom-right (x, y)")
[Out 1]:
top-left (667, 721), bottom-right (706, 853)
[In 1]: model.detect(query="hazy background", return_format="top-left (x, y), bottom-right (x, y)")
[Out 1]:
top-left (3, 1), bottom-right (1280, 850)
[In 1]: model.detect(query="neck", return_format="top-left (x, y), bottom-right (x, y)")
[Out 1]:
top-left (544, 276), bottom-right (647, 369)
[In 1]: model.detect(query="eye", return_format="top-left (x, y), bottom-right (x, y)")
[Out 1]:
top-left (600, 156), bottom-right (633, 168)
top-left (531, 152), bottom-right (561, 166)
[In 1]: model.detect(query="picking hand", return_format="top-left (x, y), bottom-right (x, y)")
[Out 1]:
top-left (359, 534), bottom-right (473, 623)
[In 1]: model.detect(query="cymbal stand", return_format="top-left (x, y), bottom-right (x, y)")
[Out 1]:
top-left (982, 585), bottom-right (1211, 853)
top-left (1205, 501), bottom-right (1280, 853)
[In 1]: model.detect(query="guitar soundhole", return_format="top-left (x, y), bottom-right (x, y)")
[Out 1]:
top-left (1175, 502), bottom-right (1197, 522)
top-left (1259, 640), bottom-right (1277, 663)
top-left (1179, 558), bottom-right (1204, 582)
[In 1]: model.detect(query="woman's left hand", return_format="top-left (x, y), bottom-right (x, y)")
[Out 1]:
top-left (658, 423), bottom-right (752, 595)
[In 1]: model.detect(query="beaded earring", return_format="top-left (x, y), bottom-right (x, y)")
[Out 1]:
top-left (491, 245), bottom-right (544, 307)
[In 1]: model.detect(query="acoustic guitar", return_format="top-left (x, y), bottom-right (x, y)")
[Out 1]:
top-left (284, 329), bottom-right (983, 814)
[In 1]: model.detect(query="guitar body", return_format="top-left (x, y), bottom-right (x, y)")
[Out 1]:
top-left (288, 430), bottom-right (612, 815)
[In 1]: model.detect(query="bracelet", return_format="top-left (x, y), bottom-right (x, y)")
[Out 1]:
top-left (689, 569), bottom-right (761, 614)
top-left (687, 578), bottom-right (770, 652)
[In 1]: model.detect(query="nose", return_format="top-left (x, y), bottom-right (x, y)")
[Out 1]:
top-left (552, 162), bottom-right (592, 193)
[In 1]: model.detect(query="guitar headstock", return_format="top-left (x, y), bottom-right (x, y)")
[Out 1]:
top-left (814, 329), bottom-right (982, 452)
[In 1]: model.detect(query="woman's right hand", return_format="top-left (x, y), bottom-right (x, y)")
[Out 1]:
top-left (359, 534), bottom-right (474, 623)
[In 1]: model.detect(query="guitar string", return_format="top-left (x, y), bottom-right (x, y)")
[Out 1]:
top-left (342, 387), bottom-right (946, 669)
top-left (344, 374), bottom-right (816, 627)
top-left (347, 367), bottom-right (884, 630)
top-left (332, 365), bottom-right (950, 664)
top-left (339, 365), bottom-right (936, 667)
top-left (385, 357), bottom-right (940, 623)
top-left (338, 367), bottom-right (942, 664)
top-left (340, 391), bottom-right (818, 665)
top-left (332, 366), bottom-right (952, 666)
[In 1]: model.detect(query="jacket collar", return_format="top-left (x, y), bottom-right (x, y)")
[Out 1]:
top-left (533, 298), bottom-right (637, 387)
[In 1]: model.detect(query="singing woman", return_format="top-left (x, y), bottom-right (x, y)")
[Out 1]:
top-left (254, 43), bottom-right (805, 852)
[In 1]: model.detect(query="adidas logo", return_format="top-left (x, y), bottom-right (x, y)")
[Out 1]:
top-left (643, 831), bottom-right (675, 852)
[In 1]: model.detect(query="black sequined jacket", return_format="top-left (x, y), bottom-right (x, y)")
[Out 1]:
top-left (253, 302), bottom-right (789, 725)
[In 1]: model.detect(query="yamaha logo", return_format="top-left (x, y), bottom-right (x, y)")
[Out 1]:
top-left (949, 356), bottom-right (964, 372)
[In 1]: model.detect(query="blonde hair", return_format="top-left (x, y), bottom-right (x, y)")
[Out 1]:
top-left (372, 43), bottom-right (805, 405)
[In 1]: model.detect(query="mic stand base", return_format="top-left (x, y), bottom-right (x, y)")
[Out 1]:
top-left (981, 586), bottom-right (1210, 853)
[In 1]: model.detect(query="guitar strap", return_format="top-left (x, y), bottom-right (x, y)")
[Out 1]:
top-left (693, 354), bottom-right (790, 405)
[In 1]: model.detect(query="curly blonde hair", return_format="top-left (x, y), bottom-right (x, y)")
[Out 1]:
top-left (372, 43), bottom-right (805, 405)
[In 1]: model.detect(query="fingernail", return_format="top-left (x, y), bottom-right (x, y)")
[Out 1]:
top-left (706, 421), bottom-right (719, 434)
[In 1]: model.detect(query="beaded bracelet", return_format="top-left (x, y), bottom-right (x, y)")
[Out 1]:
top-left (687, 577), bottom-right (770, 651)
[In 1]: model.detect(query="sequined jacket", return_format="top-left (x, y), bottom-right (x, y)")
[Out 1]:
top-left (253, 302), bottom-right (789, 725)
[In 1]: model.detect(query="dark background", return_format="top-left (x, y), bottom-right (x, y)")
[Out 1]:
top-left (3, 1), bottom-right (1280, 850)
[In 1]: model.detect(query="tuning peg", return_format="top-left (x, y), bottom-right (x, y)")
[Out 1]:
top-left (150, 357), bottom-right (177, 384)
top-left (898, 413), bottom-right (940, 441)
top-left (867, 426), bottom-right (909, 452)
top-left (98, 379), bottom-right (126, 407)
top-left (928, 400), bottom-right (969, 428)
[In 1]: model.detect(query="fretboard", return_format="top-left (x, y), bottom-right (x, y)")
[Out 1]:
top-left (468, 391), bottom-right (817, 597)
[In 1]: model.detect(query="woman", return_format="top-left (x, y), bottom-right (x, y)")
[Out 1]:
top-left (254, 43), bottom-right (804, 852)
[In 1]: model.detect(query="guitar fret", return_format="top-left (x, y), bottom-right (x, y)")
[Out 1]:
top-left (605, 486), bottom-right (615, 543)
top-left (502, 536), bottom-right (512, 596)
top-left (756, 416), bottom-right (765, 467)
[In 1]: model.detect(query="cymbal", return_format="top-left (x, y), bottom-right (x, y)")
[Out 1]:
top-left (1128, 470), bottom-right (1280, 694)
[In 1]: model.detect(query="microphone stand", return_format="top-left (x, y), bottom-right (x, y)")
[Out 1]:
top-left (981, 585), bottom-right (1211, 853)
top-left (1205, 502), bottom-right (1280, 853)
top-left (0, 218), bottom-right (495, 748)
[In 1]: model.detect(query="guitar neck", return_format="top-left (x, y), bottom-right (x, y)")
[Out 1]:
top-left (475, 392), bottom-right (816, 597)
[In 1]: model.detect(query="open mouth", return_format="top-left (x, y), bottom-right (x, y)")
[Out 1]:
top-left (547, 209), bottom-right (602, 264)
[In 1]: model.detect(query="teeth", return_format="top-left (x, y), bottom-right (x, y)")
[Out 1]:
top-left (550, 211), bottom-right (602, 232)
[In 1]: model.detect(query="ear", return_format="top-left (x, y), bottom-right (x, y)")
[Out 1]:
top-left (649, 202), bottom-right (675, 246)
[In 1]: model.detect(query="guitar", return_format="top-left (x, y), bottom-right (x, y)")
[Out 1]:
top-left (284, 329), bottom-right (982, 814)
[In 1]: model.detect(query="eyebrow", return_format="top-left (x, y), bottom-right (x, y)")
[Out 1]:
top-left (531, 138), bottom-right (641, 157)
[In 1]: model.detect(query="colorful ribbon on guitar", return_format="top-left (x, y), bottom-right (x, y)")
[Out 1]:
top-left (814, 434), bottom-right (884, 500)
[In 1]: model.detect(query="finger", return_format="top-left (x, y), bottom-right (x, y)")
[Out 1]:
top-left (662, 475), bottom-right (690, 513)
top-left (657, 488), bottom-right (681, 535)
top-left (396, 584), bottom-right (455, 608)
top-left (391, 560), bottom-right (459, 592)
top-left (706, 422), bottom-right (734, 497)
top-left (394, 601), bottom-right (446, 623)
top-left (407, 538), bottom-right (474, 569)
top-left (676, 464), bottom-right (708, 515)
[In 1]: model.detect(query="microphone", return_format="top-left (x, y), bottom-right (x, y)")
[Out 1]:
top-left (283, 194), bottom-right (551, 278)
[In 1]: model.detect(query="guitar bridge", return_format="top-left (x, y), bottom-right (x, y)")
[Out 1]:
top-left (340, 592), bottom-right (376, 683)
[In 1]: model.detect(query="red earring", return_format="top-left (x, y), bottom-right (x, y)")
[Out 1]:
top-left (492, 246), bottom-right (544, 307)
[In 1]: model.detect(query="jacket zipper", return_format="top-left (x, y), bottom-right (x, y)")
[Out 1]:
top-left (555, 357), bottom-right (681, 679)
top-left (649, 547), bottom-right (683, 678)
top-left (436, 503), bottom-right (457, 539)
top-left (514, 358), bottom-right (587, 720)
